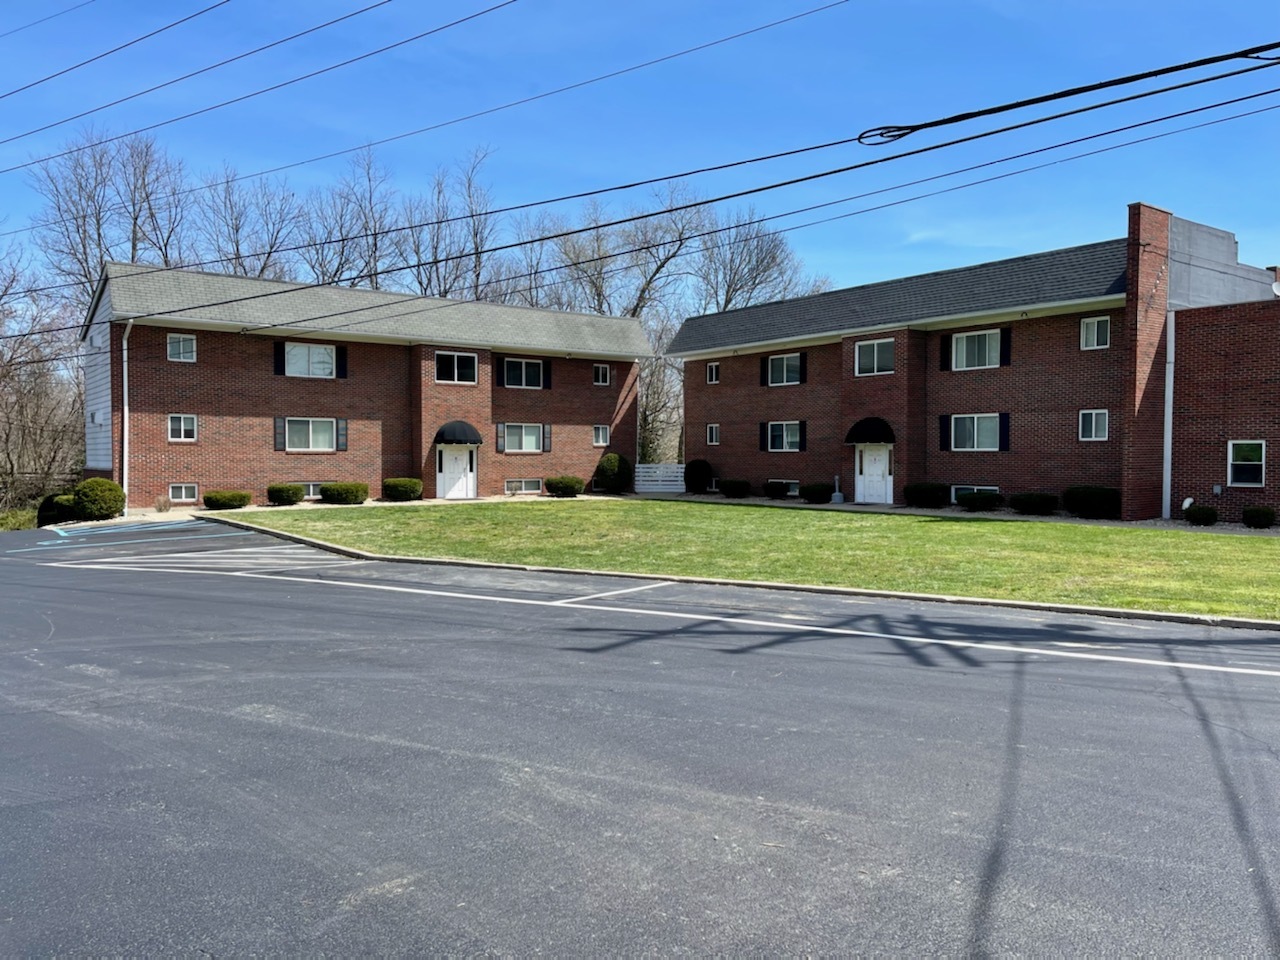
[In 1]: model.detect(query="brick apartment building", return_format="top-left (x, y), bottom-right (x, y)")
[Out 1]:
top-left (81, 263), bottom-right (649, 509)
top-left (669, 203), bottom-right (1279, 521)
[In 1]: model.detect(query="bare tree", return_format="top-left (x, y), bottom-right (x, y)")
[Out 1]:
top-left (691, 205), bottom-right (828, 314)
top-left (195, 166), bottom-right (300, 279)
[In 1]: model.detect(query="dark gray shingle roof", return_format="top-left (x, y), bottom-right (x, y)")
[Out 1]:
top-left (97, 262), bottom-right (653, 359)
top-left (668, 239), bottom-right (1129, 355)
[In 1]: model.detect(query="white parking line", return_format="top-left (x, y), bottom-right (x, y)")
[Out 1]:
top-left (553, 581), bottom-right (671, 605)
top-left (46, 561), bottom-right (1280, 680)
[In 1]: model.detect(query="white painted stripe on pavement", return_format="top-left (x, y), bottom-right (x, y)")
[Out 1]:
top-left (45, 562), bottom-right (1280, 680)
top-left (553, 581), bottom-right (671, 604)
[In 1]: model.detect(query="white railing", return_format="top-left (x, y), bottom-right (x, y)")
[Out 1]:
top-left (634, 463), bottom-right (686, 493)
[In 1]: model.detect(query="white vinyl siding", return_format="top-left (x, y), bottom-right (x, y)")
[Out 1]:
top-left (82, 298), bottom-right (114, 470)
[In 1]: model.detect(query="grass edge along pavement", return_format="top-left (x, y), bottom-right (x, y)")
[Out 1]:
top-left (215, 499), bottom-right (1280, 622)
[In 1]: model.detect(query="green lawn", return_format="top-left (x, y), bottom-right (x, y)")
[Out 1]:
top-left (235, 499), bottom-right (1280, 620)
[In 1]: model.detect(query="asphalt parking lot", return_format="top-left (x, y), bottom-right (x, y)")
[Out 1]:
top-left (3, 519), bottom-right (1280, 953)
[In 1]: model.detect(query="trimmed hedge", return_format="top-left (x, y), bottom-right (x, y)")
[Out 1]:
top-left (319, 482), bottom-right (368, 505)
top-left (1008, 492), bottom-right (1058, 516)
top-left (719, 479), bottom-right (751, 499)
top-left (1062, 485), bottom-right (1122, 520)
top-left (903, 482), bottom-right (949, 509)
top-left (203, 490), bottom-right (252, 510)
top-left (955, 490), bottom-right (1005, 512)
top-left (593, 453), bottom-right (633, 495)
top-left (381, 477), bottom-right (423, 502)
top-left (1242, 505), bottom-right (1276, 529)
top-left (37, 491), bottom-right (77, 526)
top-left (684, 459), bottom-right (716, 494)
top-left (1184, 504), bottom-right (1218, 527)
top-left (267, 483), bottom-right (306, 506)
top-left (799, 482), bottom-right (835, 504)
top-left (763, 480), bottom-right (791, 500)
top-left (544, 475), bottom-right (585, 498)
top-left (72, 477), bottom-right (125, 521)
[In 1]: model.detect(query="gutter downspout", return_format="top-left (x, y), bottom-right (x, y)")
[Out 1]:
top-left (121, 320), bottom-right (134, 516)
top-left (1161, 310), bottom-right (1175, 519)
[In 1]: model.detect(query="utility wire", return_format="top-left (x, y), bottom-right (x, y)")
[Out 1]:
top-left (0, 0), bottom-right (521, 176)
top-left (0, 1), bottom-right (397, 149)
top-left (13, 91), bottom-right (1280, 370)
top-left (0, 0), bottom-right (97, 40)
top-left (0, 1), bottom-right (232, 103)
top-left (0, 0), bottom-right (849, 242)
top-left (858, 38), bottom-right (1280, 144)
top-left (12, 55), bottom-right (1280, 304)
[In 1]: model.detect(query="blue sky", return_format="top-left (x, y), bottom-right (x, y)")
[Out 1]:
top-left (1, 0), bottom-right (1277, 289)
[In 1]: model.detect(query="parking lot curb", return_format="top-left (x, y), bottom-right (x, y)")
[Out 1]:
top-left (201, 513), bottom-right (1280, 633)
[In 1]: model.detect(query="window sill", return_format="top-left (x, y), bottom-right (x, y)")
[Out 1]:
top-left (284, 449), bottom-right (338, 455)
top-left (854, 370), bottom-right (894, 377)
top-left (434, 380), bottom-right (479, 386)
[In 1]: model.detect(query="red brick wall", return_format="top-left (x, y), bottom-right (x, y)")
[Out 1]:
top-left (682, 343), bottom-right (844, 492)
top-left (1120, 202), bottom-right (1171, 519)
top-left (1171, 298), bottom-right (1280, 522)
top-left (416, 345), bottom-right (494, 498)
top-left (925, 312), bottom-right (1126, 495)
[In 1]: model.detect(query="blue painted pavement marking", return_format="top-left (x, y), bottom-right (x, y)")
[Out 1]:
top-left (6, 530), bottom-right (257, 554)
top-left (50, 520), bottom-right (205, 538)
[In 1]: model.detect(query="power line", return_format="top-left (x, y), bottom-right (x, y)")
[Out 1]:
top-left (0, 1), bottom-right (232, 103)
top-left (0, 0), bottom-right (521, 177)
top-left (1, 0), bottom-right (850, 243)
top-left (858, 38), bottom-right (1280, 144)
top-left (11, 90), bottom-right (1280, 373)
top-left (0, 1), bottom-right (397, 149)
top-left (0, 0), bottom-right (97, 41)
top-left (13, 56), bottom-right (1280, 305)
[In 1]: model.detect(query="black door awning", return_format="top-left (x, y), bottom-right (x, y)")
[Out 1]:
top-left (844, 417), bottom-right (896, 445)
top-left (433, 420), bottom-right (483, 445)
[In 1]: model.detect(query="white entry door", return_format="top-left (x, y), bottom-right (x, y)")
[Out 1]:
top-left (855, 444), bottom-right (891, 504)
top-left (437, 444), bottom-right (477, 499)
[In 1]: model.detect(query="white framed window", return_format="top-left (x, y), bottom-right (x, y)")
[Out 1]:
top-left (593, 363), bottom-right (611, 386)
top-left (1228, 440), bottom-right (1265, 487)
top-left (505, 358), bottom-right (543, 389)
top-left (505, 478), bottom-right (543, 494)
top-left (768, 421), bottom-right (801, 452)
top-left (953, 329), bottom-right (1000, 370)
top-left (290, 482), bottom-right (329, 499)
top-left (951, 484), bottom-right (998, 503)
top-left (504, 422), bottom-right (543, 453)
top-left (769, 479), bottom-right (800, 497)
top-left (168, 414), bottom-right (197, 442)
top-left (706, 423), bottom-right (720, 445)
top-left (436, 351), bottom-right (477, 384)
top-left (706, 361), bottom-right (720, 384)
top-left (856, 338), bottom-right (894, 376)
top-left (593, 425), bottom-right (610, 446)
top-left (286, 417), bottom-right (336, 452)
top-left (952, 414), bottom-right (1000, 451)
top-left (1079, 409), bottom-right (1109, 441)
top-left (168, 483), bottom-right (197, 503)
top-left (768, 353), bottom-right (801, 386)
top-left (167, 333), bottom-right (196, 363)
top-left (285, 342), bottom-right (335, 378)
top-left (1081, 316), bottom-right (1110, 350)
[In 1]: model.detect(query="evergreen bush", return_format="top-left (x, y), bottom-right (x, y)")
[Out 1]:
top-left (1184, 504), bottom-right (1218, 527)
top-left (203, 490), bottom-right (252, 510)
top-left (763, 480), bottom-right (791, 500)
top-left (381, 478), bottom-right (423, 502)
top-left (799, 482), bottom-right (835, 504)
top-left (544, 476), bottom-right (585, 498)
top-left (955, 490), bottom-right (1005, 512)
top-left (719, 479), bottom-right (751, 499)
top-left (267, 483), bottom-right (306, 506)
top-left (72, 477), bottom-right (125, 521)
top-left (903, 482), bottom-right (949, 509)
top-left (319, 482), bottom-right (368, 505)
top-left (593, 453), bottom-right (633, 494)
top-left (1242, 506), bottom-right (1276, 529)
top-left (1062, 485), bottom-right (1122, 520)
top-left (1008, 492), bottom-right (1058, 516)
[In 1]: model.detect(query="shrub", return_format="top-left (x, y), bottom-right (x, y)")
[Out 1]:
top-left (544, 475), bottom-right (585, 498)
top-left (72, 477), bottom-right (125, 521)
top-left (684, 459), bottom-right (716, 494)
top-left (1184, 504), bottom-right (1218, 527)
top-left (955, 490), bottom-right (1005, 512)
top-left (381, 477), bottom-right (423, 502)
top-left (799, 482), bottom-right (835, 504)
top-left (154, 496), bottom-right (173, 513)
top-left (203, 490), bottom-right (252, 510)
top-left (1008, 492), bottom-right (1058, 516)
top-left (1062, 485), bottom-right (1122, 520)
top-left (1242, 505), bottom-right (1276, 529)
top-left (903, 482), bottom-right (949, 509)
top-left (593, 453), bottom-right (634, 495)
top-left (37, 491), bottom-right (77, 527)
top-left (719, 479), bottom-right (751, 499)
top-left (319, 482), bottom-right (368, 505)
top-left (0, 508), bottom-right (37, 532)
top-left (763, 480), bottom-right (791, 500)
top-left (267, 483), bottom-right (306, 506)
